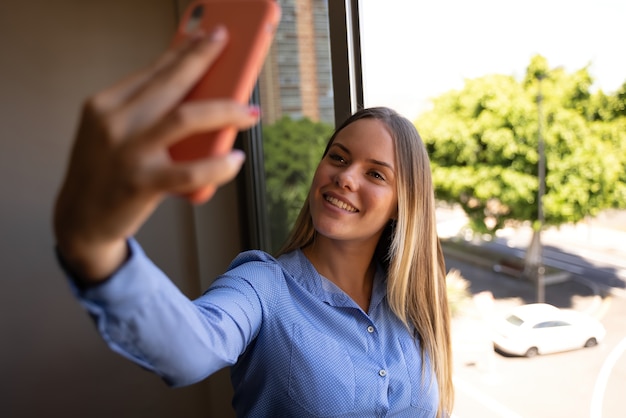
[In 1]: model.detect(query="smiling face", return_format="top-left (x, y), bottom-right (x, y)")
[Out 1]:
top-left (308, 118), bottom-right (398, 247)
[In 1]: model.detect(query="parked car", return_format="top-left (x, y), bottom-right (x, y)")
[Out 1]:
top-left (491, 303), bottom-right (606, 357)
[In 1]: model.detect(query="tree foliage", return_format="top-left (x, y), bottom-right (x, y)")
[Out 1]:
top-left (263, 116), bottom-right (334, 251)
top-left (417, 55), bottom-right (626, 233)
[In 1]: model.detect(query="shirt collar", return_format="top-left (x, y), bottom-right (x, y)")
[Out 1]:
top-left (278, 249), bottom-right (387, 313)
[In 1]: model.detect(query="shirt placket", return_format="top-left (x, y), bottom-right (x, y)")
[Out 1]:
top-left (364, 318), bottom-right (391, 416)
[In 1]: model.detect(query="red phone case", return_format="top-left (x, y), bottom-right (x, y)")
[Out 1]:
top-left (169, 0), bottom-right (281, 202)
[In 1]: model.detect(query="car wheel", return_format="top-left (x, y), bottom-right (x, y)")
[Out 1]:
top-left (584, 338), bottom-right (598, 348)
top-left (525, 347), bottom-right (539, 358)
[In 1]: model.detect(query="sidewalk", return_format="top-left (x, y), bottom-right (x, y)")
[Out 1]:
top-left (496, 213), bottom-right (626, 275)
top-left (438, 207), bottom-right (626, 258)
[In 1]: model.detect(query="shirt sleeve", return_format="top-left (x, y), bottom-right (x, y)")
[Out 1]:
top-left (62, 238), bottom-right (263, 387)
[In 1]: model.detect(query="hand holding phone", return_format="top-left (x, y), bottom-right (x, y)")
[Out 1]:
top-left (169, 0), bottom-right (281, 203)
top-left (54, 24), bottom-right (262, 282)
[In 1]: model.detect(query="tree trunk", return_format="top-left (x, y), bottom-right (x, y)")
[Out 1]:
top-left (523, 228), bottom-right (545, 302)
top-left (523, 228), bottom-right (542, 279)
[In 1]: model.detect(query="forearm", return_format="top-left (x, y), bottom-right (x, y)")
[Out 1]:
top-left (52, 175), bottom-right (132, 283)
top-left (63, 238), bottom-right (259, 386)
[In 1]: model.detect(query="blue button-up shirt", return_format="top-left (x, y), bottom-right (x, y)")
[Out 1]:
top-left (71, 238), bottom-right (438, 417)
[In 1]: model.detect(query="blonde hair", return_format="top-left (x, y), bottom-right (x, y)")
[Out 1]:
top-left (278, 107), bottom-right (453, 416)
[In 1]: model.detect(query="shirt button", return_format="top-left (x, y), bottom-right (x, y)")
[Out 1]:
top-left (379, 369), bottom-right (387, 377)
top-left (367, 326), bottom-right (375, 333)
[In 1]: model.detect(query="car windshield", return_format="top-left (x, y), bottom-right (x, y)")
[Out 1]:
top-left (506, 315), bottom-right (524, 326)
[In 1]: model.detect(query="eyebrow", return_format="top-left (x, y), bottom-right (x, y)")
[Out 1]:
top-left (331, 143), bottom-right (395, 172)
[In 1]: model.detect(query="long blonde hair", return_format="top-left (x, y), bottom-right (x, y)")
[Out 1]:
top-left (278, 107), bottom-right (453, 416)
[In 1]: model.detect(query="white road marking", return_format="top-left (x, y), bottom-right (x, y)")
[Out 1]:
top-left (454, 377), bottom-right (523, 418)
top-left (590, 337), bottom-right (626, 418)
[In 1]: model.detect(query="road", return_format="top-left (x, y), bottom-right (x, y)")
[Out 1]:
top-left (483, 237), bottom-right (626, 292)
top-left (437, 207), bottom-right (626, 416)
top-left (446, 256), bottom-right (626, 418)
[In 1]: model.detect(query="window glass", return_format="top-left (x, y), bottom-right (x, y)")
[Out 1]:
top-left (259, 0), bottom-right (335, 253)
top-left (506, 315), bottom-right (524, 327)
top-left (360, 2), bottom-right (624, 417)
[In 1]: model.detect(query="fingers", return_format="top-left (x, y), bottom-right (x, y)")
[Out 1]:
top-left (89, 26), bottom-right (228, 136)
top-left (114, 27), bottom-right (229, 135)
top-left (54, 23), bottom-right (251, 279)
top-left (152, 149), bottom-right (246, 194)
top-left (141, 100), bottom-right (261, 149)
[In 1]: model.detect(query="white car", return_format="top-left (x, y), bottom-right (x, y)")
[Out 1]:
top-left (491, 303), bottom-right (606, 357)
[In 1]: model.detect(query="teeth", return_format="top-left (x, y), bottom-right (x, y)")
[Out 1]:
top-left (325, 195), bottom-right (357, 212)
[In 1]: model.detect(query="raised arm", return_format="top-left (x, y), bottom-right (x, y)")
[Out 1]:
top-left (53, 26), bottom-right (260, 283)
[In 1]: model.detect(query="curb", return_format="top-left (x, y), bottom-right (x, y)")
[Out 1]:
top-left (442, 240), bottom-right (603, 315)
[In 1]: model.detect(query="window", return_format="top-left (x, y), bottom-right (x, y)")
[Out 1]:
top-left (242, 0), bottom-right (363, 253)
top-left (506, 315), bottom-right (524, 327)
top-left (357, 2), bottom-right (625, 417)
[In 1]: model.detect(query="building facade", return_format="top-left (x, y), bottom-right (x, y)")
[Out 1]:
top-left (259, 0), bottom-right (334, 125)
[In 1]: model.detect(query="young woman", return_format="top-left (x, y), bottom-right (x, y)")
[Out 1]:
top-left (54, 26), bottom-right (453, 417)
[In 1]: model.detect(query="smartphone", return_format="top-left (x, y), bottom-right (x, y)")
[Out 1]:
top-left (169, 0), bottom-right (281, 202)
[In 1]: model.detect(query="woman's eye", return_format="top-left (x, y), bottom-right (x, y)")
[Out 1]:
top-left (329, 153), bottom-right (346, 163)
top-left (369, 171), bottom-right (385, 181)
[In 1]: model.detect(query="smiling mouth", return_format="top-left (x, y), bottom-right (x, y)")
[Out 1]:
top-left (324, 195), bottom-right (358, 212)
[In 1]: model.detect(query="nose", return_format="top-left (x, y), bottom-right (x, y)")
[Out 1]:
top-left (334, 167), bottom-right (357, 190)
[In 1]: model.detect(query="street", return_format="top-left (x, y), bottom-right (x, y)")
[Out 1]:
top-left (438, 207), bottom-right (626, 417)
top-left (449, 258), bottom-right (626, 418)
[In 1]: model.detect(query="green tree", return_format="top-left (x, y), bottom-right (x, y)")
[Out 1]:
top-left (263, 116), bottom-right (334, 252)
top-left (417, 55), bottom-right (626, 235)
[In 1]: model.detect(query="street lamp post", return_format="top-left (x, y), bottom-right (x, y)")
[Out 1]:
top-left (524, 72), bottom-right (546, 302)
top-left (535, 73), bottom-right (546, 303)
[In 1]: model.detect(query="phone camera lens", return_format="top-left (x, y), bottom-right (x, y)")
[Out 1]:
top-left (185, 4), bottom-right (204, 34)
top-left (191, 5), bottom-right (204, 19)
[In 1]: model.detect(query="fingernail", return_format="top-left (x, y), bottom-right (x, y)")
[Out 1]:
top-left (194, 25), bottom-right (226, 45)
top-left (230, 149), bottom-right (246, 165)
top-left (210, 25), bottom-right (227, 41)
top-left (248, 105), bottom-right (261, 118)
